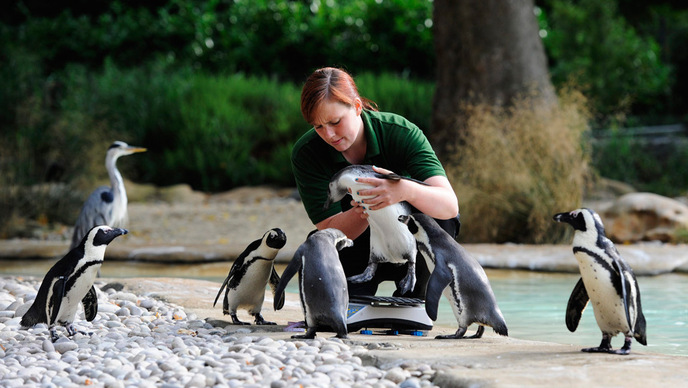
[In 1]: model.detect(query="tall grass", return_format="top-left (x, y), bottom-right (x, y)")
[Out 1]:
top-left (446, 89), bottom-right (591, 244)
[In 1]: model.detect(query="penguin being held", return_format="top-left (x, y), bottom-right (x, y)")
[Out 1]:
top-left (274, 228), bottom-right (352, 339)
top-left (324, 164), bottom-right (425, 295)
top-left (21, 225), bottom-right (128, 342)
top-left (399, 214), bottom-right (508, 339)
top-left (553, 208), bottom-right (647, 355)
top-left (213, 228), bottom-right (287, 325)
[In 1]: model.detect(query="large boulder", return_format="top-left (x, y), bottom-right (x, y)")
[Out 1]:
top-left (602, 192), bottom-right (688, 243)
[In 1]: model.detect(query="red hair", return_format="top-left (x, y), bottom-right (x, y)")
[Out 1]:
top-left (300, 67), bottom-right (378, 125)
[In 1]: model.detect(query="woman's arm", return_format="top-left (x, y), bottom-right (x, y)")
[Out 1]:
top-left (315, 201), bottom-right (369, 239)
top-left (354, 166), bottom-right (459, 220)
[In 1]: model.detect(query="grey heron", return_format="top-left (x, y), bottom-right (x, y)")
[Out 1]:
top-left (69, 141), bottom-right (146, 250)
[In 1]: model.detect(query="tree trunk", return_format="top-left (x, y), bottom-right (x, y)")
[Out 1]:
top-left (431, 0), bottom-right (556, 154)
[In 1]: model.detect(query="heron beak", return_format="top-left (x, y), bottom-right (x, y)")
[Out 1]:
top-left (128, 146), bottom-right (147, 153)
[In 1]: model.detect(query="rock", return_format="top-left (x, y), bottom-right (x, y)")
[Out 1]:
top-left (158, 184), bottom-right (207, 204)
top-left (602, 192), bottom-right (688, 243)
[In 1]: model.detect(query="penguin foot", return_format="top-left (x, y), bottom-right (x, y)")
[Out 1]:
top-left (396, 272), bottom-right (416, 296)
top-left (65, 323), bottom-right (77, 337)
top-left (230, 313), bottom-right (251, 325)
top-left (50, 328), bottom-right (60, 343)
top-left (583, 335), bottom-right (613, 353)
top-left (292, 328), bottom-right (316, 339)
top-left (435, 327), bottom-right (468, 339)
top-left (581, 346), bottom-right (614, 353)
top-left (608, 337), bottom-right (632, 355)
top-left (347, 263), bottom-right (377, 284)
top-left (253, 314), bottom-right (276, 325)
top-left (466, 325), bottom-right (485, 339)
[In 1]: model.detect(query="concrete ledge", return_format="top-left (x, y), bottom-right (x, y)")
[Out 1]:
top-left (3, 240), bottom-right (687, 275)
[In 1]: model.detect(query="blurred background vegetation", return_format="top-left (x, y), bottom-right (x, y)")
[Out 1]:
top-left (1, 0), bottom-right (687, 241)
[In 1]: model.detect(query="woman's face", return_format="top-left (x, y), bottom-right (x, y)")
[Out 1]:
top-left (311, 98), bottom-right (363, 153)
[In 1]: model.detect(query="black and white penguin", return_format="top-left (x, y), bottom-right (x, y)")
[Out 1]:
top-left (21, 225), bottom-right (128, 341)
top-left (553, 208), bottom-right (647, 355)
top-left (325, 164), bottom-right (424, 295)
top-left (213, 228), bottom-right (287, 325)
top-left (399, 213), bottom-right (508, 339)
top-left (274, 228), bottom-right (352, 339)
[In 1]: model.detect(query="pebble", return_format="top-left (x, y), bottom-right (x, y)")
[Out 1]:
top-left (0, 277), bottom-right (439, 387)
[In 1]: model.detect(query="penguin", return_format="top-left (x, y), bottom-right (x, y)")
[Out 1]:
top-left (274, 228), bottom-right (352, 339)
top-left (213, 228), bottom-right (287, 325)
top-left (553, 208), bottom-right (647, 355)
top-left (21, 225), bottom-right (128, 342)
top-left (398, 213), bottom-right (508, 339)
top-left (324, 164), bottom-right (425, 295)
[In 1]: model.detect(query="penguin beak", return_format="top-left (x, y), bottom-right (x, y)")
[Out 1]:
top-left (553, 212), bottom-right (571, 224)
top-left (104, 228), bottom-right (128, 244)
top-left (93, 227), bottom-right (128, 246)
top-left (398, 215), bottom-right (409, 225)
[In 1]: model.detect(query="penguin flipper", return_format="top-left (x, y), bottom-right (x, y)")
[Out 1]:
top-left (82, 286), bottom-right (98, 321)
top-left (566, 277), bottom-right (589, 332)
top-left (50, 276), bottom-right (67, 324)
top-left (374, 171), bottom-right (429, 186)
top-left (611, 255), bottom-right (634, 335)
top-left (424, 265), bottom-right (453, 321)
top-left (632, 281), bottom-right (648, 346)
top-left (21, 298), bottom-right (46, 327)
top-left (269, 266), bottom-right (285, 310)
top-left (274, 253), bottom-right (302, 311)
top-left (213, 276), bottom-right (230, 308)
top-left (634, 307), bottom-right (648, 346)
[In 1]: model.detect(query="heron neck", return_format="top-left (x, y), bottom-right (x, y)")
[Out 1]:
top-left (106, 155), bottom-right (127, 205)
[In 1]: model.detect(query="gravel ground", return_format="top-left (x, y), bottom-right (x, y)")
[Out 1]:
top-left (0, 276), bottom-right (439, 388)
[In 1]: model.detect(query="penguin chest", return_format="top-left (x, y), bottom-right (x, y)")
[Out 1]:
top-left (228, 261), bottom-right (272, 311)
top-left (367, 206), bottom-right (415, 264)
top-left (575, 253), bottom-right (630, 334)
top-left (53, 266), bottom-right (100, 324)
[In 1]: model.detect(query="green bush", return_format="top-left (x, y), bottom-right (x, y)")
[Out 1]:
top-left (538, 0), bottom-right (672, 125)
top-left (591, 131), bottom-right (688, 197)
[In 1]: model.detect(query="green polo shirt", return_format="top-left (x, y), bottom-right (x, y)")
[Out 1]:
top-left (291, 110), bottom-right (446, 225)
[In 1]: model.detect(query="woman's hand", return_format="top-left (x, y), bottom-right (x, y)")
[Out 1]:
top-left (355, 165), bottom-right (459, 219)
top-left (351, 199), bottom-right (369, 219)
top-left (354, 165), bottom-right (405, 211)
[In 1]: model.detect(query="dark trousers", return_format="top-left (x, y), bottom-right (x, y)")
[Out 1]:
top-left (339, 215), bottom-right (460, 299)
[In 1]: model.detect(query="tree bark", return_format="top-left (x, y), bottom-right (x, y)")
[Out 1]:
top-left (431, 0), bottom-right (556, 154)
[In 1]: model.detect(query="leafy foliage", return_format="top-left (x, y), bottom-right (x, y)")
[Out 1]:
top-left (537, 0), bottom-right (673, 126)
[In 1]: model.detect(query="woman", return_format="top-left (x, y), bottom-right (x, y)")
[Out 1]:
top-left (291, 67), bottom-right (460, 297)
